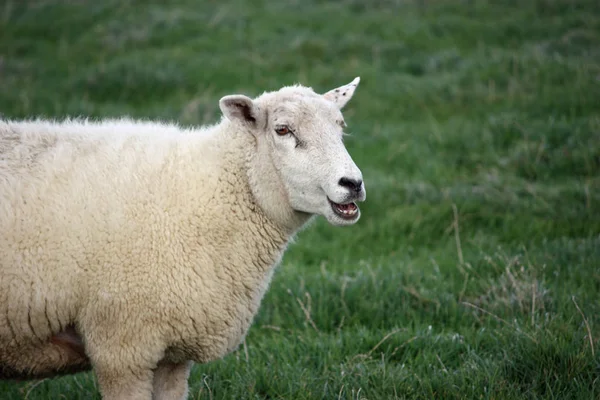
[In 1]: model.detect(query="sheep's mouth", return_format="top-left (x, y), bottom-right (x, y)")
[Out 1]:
top-left (328, 199), bottom-right (359, 220)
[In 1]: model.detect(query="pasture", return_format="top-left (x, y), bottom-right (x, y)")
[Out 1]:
top-left (1, 0), bottom-right (599, 398)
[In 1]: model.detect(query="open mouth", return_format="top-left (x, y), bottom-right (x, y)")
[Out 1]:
top-left (329, 199), bottom-right (359, 220)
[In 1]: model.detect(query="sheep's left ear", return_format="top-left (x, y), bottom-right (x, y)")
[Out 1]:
top-left (219, 95), bottom-right (258, 125)
top-left (323, 77), bottom-right (360, 109)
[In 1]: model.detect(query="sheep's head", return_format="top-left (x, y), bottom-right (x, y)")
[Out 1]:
top-left (219, 78), bottom-right (365, 227)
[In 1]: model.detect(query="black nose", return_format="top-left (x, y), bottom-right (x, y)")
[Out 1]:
top-left (338, 177), bottom-right (363, 193)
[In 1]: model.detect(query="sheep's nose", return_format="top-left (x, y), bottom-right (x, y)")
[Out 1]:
top-left (338, 177), bottom-right (363, 194)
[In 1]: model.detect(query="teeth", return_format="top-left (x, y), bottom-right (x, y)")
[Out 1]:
top-left (335, 203), bottom-right (358, 216)
top-left (329, 199), bottom-right (359, 219)
top-left (338, 207), bottom-right (357, 215)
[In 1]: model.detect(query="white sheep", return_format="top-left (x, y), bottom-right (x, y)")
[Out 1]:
top-left (0, 78), bottom-right (365, 399)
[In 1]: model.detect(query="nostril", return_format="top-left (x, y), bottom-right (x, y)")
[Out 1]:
top-left (339, 177), bottom-right (363, 193)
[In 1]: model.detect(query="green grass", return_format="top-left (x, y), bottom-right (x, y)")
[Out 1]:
top-left (1, 0), bottom-right (599, 398)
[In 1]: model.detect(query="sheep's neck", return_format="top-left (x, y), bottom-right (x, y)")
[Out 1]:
top-left (183, 123), bottom-right (310, 276)
top-left (195, 127), bottom-right (295, 271)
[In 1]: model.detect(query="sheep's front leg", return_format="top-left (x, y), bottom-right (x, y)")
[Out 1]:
top-left (86, 336), bottom-right (162, 400)
top-left (93, 361), bottom-right (155, 400)
top-left (152, 360), bottom-right (193, 400)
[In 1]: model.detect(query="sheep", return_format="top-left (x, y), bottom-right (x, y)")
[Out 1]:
top-left (0, 78), bottom-right (366, 399)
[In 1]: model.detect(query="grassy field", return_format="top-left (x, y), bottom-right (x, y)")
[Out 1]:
top-left (1, 0), bottom-right (599, 398)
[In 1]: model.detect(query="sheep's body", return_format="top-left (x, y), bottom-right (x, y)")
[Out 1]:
top-left (1, 118), bottom-right (287, 370)
top-left (0, 79), bottom-right (364, 399)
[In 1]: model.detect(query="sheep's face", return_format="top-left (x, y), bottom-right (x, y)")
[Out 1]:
top-left (220, 78), bottom-right (365, 227)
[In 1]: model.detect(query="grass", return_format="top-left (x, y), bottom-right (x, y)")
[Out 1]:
top-left (1, 0), bottom-right (599, 398)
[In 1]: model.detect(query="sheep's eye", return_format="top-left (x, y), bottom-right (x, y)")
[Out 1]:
top-left (275, 126), bottom-right (290, 136)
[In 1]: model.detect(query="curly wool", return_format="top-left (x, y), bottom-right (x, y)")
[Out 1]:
top-left (0, 117), bottom-right (292, 392)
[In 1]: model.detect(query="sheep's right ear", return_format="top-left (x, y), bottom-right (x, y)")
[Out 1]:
top-left (219, 95), bottom-right (258, 125)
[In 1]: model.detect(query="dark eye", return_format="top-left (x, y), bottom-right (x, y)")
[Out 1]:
top-left (275, 126), bottom-right (290, 136)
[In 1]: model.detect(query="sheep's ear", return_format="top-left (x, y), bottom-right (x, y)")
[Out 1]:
top-left (322, 77), bottom-right (360, 109)
top-left (219, 95), bottom-right (258, 124)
